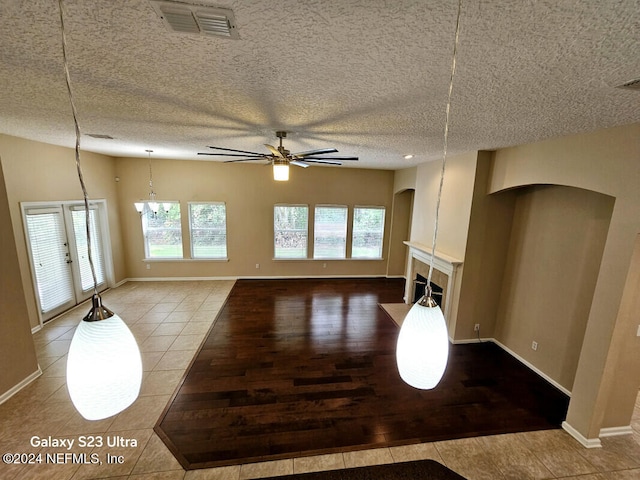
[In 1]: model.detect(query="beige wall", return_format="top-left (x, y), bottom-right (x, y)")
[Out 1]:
top-left (455, 151), bottom-right (516, 340)
top-left (495, 185), bottom-right (613, 390)
top-left (115, 157), bottom-right (396, 279)
top-left (0, 134), bottom-right (125, 329)
top-left (410, 152), bottom-right (478, 260)
top-left (393, 166), bottom-right (417, 194)
top-left (0, 157), bottom-right (39, 398)
top-left (387, 189), bottom-right (413, 277)
top-left (488, 123), bottom-right (640, 441)
top-left (599, 234), bottom-right (640, 429)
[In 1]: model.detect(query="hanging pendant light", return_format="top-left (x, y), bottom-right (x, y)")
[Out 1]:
top-left (57, 0), bottom-right (142, 420)
top-left (396, 285), bottom-right (449, 389)
top-left (136, 149), bottom-right (160, 216)
top-left (396, 0), bottom-right (462, 390)
top-left (67, 296), bottom-right (142, 420)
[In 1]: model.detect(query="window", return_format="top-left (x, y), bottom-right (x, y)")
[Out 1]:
top-left (189, 202), bottom-right (227, 259)
top-left (314, 205), bottom-right (348, 259)
top-left (352, 206), bottom-right (385, 259)
top-left (143, 202), bottom-right (183, 258)
top-left (274, 204), bottom-right (308, 259)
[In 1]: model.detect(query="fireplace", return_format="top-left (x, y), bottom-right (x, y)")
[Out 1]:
top-left (403, 241), bottom-right (463, 332)
top-left (413, 273), bottom-right (444, 307)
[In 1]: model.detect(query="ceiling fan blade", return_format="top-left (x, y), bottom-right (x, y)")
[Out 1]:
top-left (198, 152), bottom-right (264, 157)
top-left (264, 144), bottom-right (284, 157)
top-left (290, 160), bottom-right (310, 168)
top-left (222, 157), bottom-right (269, 163)
top-left (207, 146), bottom-right (265, 156)
top-left (300, 156), bottom-right (359, 161)
top-left (292, 148), bottom-right (338, 157)
top-left (297, 159), bottom-right (342, 166)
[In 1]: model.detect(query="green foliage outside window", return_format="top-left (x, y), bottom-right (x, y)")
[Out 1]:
top-left (274, 205), bottom-right (308, 258)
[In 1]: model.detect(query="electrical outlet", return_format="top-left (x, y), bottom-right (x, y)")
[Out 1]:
top-left (531, 341), bottom-right (538, 351)
top-left (255, 263), bottom-right (260, 269)
top-left (474, 323), bottom-right (480, 332)
top-left (146, 263), bottom-right (151, 270)
top-left (323, 262), bottom-right (327, 268)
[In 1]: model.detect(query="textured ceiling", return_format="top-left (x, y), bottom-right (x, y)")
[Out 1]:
top-left (0, 0), bottom-right (638, 169)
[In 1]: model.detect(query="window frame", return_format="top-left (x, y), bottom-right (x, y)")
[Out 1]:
top-left (142, 201), bottom-right (183, 259)
top-left (351, 205), bottom-right (386, 259)
top-left (188, 202), bottom-right (228, 260)
top-left (274, 204), bottom-right (309, 259)
top-left (313, 204), bottom-right (348, 260)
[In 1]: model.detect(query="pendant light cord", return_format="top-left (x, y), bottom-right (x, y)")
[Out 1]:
top-left (58, 0), bottom-right (99, 296)
top-left (147, 150), bottom-right (155, 201)
top-left (427, 0), bottom-right (462, 288)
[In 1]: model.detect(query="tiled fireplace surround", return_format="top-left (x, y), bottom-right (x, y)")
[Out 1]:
top-left (403, 241), bottom-right (463, 337)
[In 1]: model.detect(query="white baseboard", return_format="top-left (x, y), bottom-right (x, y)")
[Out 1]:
top-left (490, 338), bottom-right (572, 397)
top-left (451, 337), bottom-right (572, 397)
top-left (236, 274), bottom-right (388, 280)
top-left (562, 421), bottom-right (602, 448)
top-left (600, 426), bottom-right (634, 437)
top-left (124, 274), bottom-right (394, 282)
top-left (0, 367), bottom-right (42, 405)
top-left (113, 278), bottom-right (129, 288)
top-left (126, 276), bottom-right (237, 282)
top-left (451, 337), bottom-right (490, 345)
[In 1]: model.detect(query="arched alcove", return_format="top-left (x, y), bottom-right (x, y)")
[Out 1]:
top-left (493, 184), bottom-right (615, 392)
top-left (387, 188), bottom-right (414, 277)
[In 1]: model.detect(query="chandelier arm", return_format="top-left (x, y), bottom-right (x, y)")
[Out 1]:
top-left (427, 0), bottom-right (462, 290)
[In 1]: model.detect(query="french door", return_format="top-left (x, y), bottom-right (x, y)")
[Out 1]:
top-left (23, 202), bottom-right (108, 322)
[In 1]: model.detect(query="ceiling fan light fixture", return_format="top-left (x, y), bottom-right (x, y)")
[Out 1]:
top-left (273, 159), bottom-right (289, 181)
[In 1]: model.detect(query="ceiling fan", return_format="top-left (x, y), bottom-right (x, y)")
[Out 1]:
top-left (198, 131), bottom-right (358, 181)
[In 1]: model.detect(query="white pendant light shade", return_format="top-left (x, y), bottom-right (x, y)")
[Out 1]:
top-left (396, 302), bottom-right (449, 389)
top-left (134, 202), bottom-right (144, 213)
top-left (67, 314), bottom-right (143, 420)
top-left (273, 163), bottom-right (289, 181)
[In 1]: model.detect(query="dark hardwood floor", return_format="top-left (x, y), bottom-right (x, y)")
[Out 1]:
top-left (155, 278), bottom-right (569, 470)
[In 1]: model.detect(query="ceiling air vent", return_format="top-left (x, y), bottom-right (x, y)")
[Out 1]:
top-left (150, 1), bottom-right (239, 39)
top-left (616, 78), bottom-right (640, 91)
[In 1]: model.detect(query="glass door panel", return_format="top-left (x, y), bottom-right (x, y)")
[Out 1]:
top-left (24, 207), bottom-right (76, 320)
top-left (69, 206), bottom-right (106, 301)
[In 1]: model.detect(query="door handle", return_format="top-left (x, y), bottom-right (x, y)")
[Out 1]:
top-left (66, 260), bottom-right (73, 264)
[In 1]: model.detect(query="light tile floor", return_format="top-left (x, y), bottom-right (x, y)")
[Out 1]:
top-left (1, 280), bottom-right (639, 480)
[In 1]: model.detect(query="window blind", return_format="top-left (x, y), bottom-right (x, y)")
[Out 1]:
top-left (313, 205), bottom-right (348, 259)
top-left (71, 208), bottom-right (106, 291)
top-left (25, 210), bottom-right (75, 313)
top-left (189, 203), bottom-right (227, 259)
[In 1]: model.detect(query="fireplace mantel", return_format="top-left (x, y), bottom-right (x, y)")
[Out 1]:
top-left (403, 242), bottom-right (462, 275)
top-left (403, 241), bottom-right (463, 329)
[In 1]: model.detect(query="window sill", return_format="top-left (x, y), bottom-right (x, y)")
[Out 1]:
top-left (273, 258), bottom-right (384, 261)
top-left (143, 258), bottom-right (229, 262)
